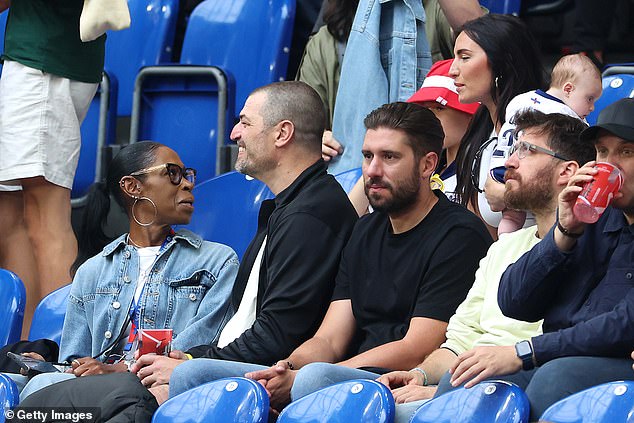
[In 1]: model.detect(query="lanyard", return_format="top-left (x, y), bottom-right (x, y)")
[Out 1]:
top-left (123, 228), bottom-right (175, 352)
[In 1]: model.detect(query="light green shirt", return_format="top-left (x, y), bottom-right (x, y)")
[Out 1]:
top-left (442, 226), bottom-right (543, 354)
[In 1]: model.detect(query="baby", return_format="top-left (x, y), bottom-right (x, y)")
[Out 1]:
top-left (488, 54), bottom-right (602, 235)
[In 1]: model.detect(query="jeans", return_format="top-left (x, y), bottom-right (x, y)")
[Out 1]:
top-left (4, 372), bottom-right (76, 402)
top-left (169, 358), bottom-right (268, 397)
top-left (432, 356), bottom-right (633, 421)
top-left (290, 362), bottom-right (380, 400)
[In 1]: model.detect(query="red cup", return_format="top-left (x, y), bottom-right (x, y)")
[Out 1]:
top-left (573, 162), bottom-right (623, 223)
top-left (137, 328), bottom-right (173, 356)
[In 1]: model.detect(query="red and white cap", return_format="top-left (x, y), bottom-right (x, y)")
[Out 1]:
top-left (407, 59), bottom-right (480, 115)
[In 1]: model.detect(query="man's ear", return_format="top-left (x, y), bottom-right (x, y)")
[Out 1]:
top-left (119, 176), bottom-right (142, 198)
top-left (557, 160), bottom-right (579, 187)
top-left (420, 152), bottom-right (439, 179)
top-left (274, 120), bottom-right (295, 148)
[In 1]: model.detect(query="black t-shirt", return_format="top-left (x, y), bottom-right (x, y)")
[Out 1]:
top-left (332, 191), bottom-right (492, 356)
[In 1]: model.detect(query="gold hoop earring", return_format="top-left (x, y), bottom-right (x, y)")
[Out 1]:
top-left (131, 196), bottom-right (157, 227)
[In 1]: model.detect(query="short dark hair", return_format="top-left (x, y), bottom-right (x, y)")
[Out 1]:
top-left (252, 81), bottom-right (326, 155)
top-left (363, 102), bottom-right (444, 160)
top-left (514, 109), bottom-right (596, 166)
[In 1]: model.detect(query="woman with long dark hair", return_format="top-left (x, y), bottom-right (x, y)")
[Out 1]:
top-left (450, 14), bottom-right (546, 235)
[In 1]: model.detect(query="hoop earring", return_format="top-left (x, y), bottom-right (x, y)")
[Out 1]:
top-left (494, 76), bottom-right (500, 89)
top-left (131, 196), bottom-right (157, 227)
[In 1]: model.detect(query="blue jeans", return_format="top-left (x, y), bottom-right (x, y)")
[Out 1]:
top-left (4, 372), bottom-right (76, 402)
top-left (290, 362), bottom-right (380, 400)
top-left (169, 358), bottom-right (268, 398)
top-left (433, 356), bottom-right (633, 421)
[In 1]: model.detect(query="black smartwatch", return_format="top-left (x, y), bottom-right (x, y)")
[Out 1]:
top-left (515, 340), bottom-right (535, 371)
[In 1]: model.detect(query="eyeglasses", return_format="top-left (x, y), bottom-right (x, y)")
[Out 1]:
top-left (130, 163), bottom-right (197, 185)
top-left (509, 140), bottom-right (570, 161)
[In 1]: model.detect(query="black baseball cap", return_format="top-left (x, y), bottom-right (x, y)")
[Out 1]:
top-left (580, 98), bottom-right (634, 143)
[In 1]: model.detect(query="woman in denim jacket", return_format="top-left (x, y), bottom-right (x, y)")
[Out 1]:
top-left (15, 141), bottom-right (239, 400)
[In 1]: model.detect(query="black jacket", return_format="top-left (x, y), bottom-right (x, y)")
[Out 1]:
top-left (187, 160), bottom-right (358, 364)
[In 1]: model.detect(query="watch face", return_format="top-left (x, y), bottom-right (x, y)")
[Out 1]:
top-left (516, 341), bottom-right (532, 357)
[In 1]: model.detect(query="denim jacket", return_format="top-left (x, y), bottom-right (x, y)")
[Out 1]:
top-left (59, 229), bottom-right (239, 362)
top-left (329, 0), bottom-right (431, 174)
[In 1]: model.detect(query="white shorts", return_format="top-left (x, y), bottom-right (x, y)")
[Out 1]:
top-left (0, 60), bottom-right (98, 191)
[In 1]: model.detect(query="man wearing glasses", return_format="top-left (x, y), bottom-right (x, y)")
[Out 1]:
top-left (377, 109), bottom-right (596, 423)
top-left (493, 97), bottom-right (634, 419)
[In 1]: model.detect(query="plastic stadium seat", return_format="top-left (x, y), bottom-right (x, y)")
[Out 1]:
top-left (0, 374), bottom-right (19, 423)
top-left (479, 0), bottom-right (520, 15)
top-left (28, 284), bottom-right (71, 345)
top-left (130, 0), bottom-right (296, 177)
top-left (277, 379), bottom-right (395, 423)
top-left (180, 0), bottom-right (296, 119)
top-left (0, 10), bottom-right (7, 75)
top-left (106, 0), bottom-right (178, 116)
top-left (0, 269), bottom-right (26, 346)
top-left (183, 172), bottom-right (273, 259)
top-left (539, 380), bottom-right (634, 423)
top-left (152, 377), bottom-right (269, 423)
top-left (586, 65), bottom-right (634, 126)
top-left (411, 380), bottom-right (530, 423)
top-left (334, 167), bottom-right (362, 193)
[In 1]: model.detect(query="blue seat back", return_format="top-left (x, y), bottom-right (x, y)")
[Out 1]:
top-left (411, 380), bottom-right (529, 423)
top-left (479, 0), bottom-right (521, 14)
top-left (0, 269), bottom-right (26, 346)
top-left (587, 65), bottom-right (634, 125)
top-left (334, 167), bottom-right (362, 193)
top-left (277, 379), bottom-right (395, 423)
top-left (183, 172), bottom-right (273, 258)
top-left (540, 380), bottom-right (634, 423)
top-left (0, 374), bottom-right (19, 422)
top-left (105, 0), bottom-right (178, 116)
top-left (131, 66), bottom-right (233, 181)
top-left (0, 10), bottom-right (7, 75)
top-left (152, 377), bottom-right (269, 423)
top-left (28, 284), bottom-right (71, 345)
top-left (181, 0), bottom-right (295, 114)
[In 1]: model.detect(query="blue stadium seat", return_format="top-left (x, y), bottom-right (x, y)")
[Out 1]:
top-left (129, 0), bottom-right (296, 177)
top-left (334, 167), bottom-right (362, 193)
top-left (0, 374), bottom-right (19, 423)
top-left (152, 377), bottom-right (269, 423)
top-left (28, 284), bottom-right (70, 345)
top-left (105, 0), bottom-right (178, 116)
top-left (540, 380), bottom-right (634, 423)
top-left (0, 269), bottom-right (26, 346)
top-left (0, 10), bottom-right (7, 75)
top-left (183, 172), bottom-right (273, 259)
top-left (73, 73), bottom-right (118, 204)
top-left (277, 379), bottom-right (395, 423)
top-left (587, 65), bottom-right (634, 125)
top-left (181, 0), bottom-right (296, 118)
top-left (479, 0), bottom-right (521, 15)
top-left (410, 380), bottom-right (530, 423)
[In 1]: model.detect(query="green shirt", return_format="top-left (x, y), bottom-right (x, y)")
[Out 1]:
top-left (3, 0), bottom-right (105, 83)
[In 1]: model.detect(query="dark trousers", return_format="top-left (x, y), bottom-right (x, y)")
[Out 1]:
top-left (17, 372), bottom-right (158, 423)
top-left (435, 356), bottom-right (633, 421)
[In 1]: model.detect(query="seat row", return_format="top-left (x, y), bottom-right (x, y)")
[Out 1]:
top-left (2, 373), bottom-right (630, 423)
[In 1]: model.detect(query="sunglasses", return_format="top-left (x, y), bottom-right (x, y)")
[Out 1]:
top-left (130, 163), bottom-right (197, 185)
top-left (509, 140), bottom-right (570, 161)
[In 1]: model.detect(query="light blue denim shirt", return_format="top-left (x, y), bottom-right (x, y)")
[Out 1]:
top-left (59, 229), bottom-right (239, 362)
top-left (329, 0), bottom-right (431, 174)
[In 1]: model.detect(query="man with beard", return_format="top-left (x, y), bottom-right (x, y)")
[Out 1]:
top-left (495, 98), bottom-right (634, 419)
top-left (376, 109), bottom-right (595, 423)
top-left (168, 102), bottom-right (492, 412)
